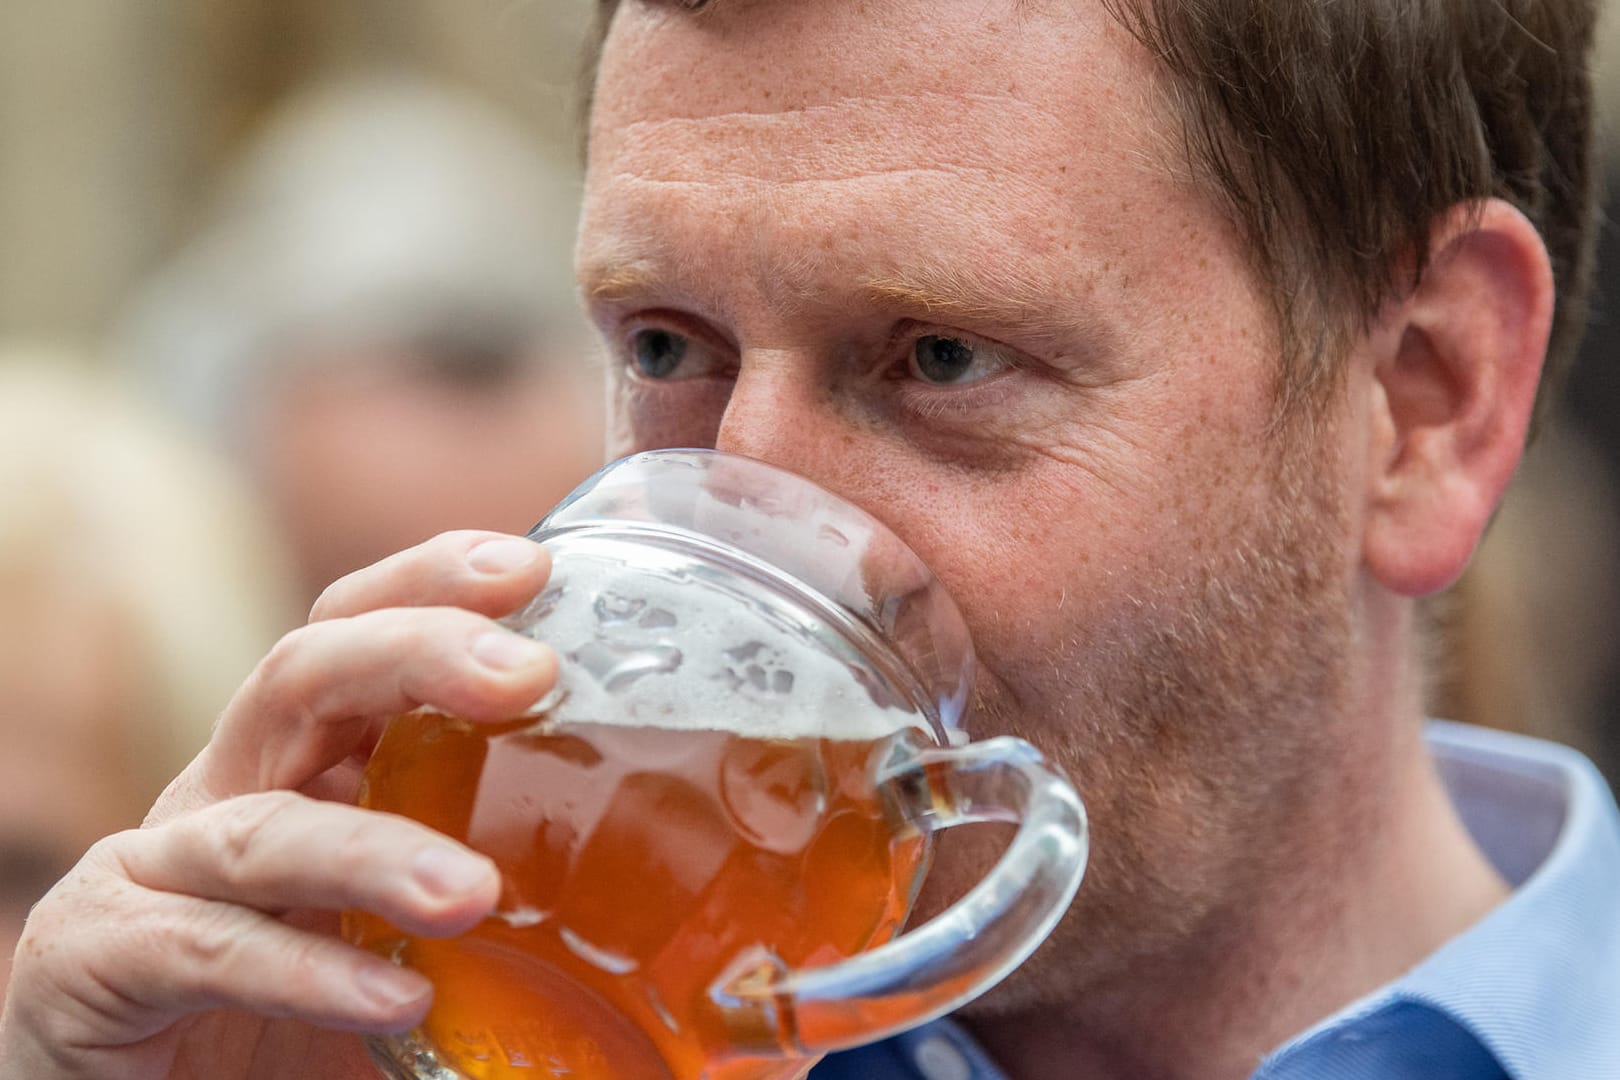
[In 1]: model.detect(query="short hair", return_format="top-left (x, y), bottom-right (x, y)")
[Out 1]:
top-left (582, 0), bottom-right (1600, 427)
top-left (1101, 0), bottom-right (1600, 427)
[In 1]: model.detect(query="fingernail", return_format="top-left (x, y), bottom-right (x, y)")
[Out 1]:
top-left (467, 538), bottom-right (540, 575)
top-left (471, 630), bottom-right (550, 673)
top-left (356, 962), bottom-right (431, 1009)
top-left (413, 845), bottom-right (495, 900)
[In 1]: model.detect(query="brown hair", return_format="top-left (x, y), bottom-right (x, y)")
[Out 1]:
top-left (1102, 0), bottom-right (1600, 426)
top-left (583, 0), bottom-right (1600, 425)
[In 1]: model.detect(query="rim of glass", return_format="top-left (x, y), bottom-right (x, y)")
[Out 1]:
top-left (528, 449), bottom-right (974, 733)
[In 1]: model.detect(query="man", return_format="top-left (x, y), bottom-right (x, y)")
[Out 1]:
top-left (2, 1), bottom-right (1614, 1078)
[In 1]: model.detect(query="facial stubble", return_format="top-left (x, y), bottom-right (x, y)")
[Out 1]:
top-left (938, 411), bottom-right (1357, 1018)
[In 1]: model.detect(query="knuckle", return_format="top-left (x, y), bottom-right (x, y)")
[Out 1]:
top-left (331, 816), bottom-right (385, 882)
top-left (255, 624), bottom-right (312, 686)
top-left (209, 791), bottom-right (304, 883)
top-left (379, 607), bottom-right (439, 655)
top-left (11, 869), bottom-right (115, 988)
top-left (167, 902), bottom-right (239, 976)
top-left (279, 934), bottom-right (334, 1000)
top-left (13, 892), bottom-right (66, 960)
top-left (79, 829), bottom-right (130, 871)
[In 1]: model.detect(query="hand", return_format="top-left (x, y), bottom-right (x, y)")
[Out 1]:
top-left (0, 532), bottom-right (558, 1080)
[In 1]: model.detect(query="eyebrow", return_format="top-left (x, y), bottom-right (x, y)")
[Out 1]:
top-left (583, 261), bottom-right (668, 305)
top-left (581, 253), bottom-right (1116, 358)
top-left (859, 262), bottom-right (1118, 356)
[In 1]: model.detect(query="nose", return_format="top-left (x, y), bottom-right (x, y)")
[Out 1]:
top-left (712, 350), bottom-right (864, 500)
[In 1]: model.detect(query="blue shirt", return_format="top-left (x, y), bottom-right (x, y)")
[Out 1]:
top-left (812, 722), bottom-right (1620, 1080)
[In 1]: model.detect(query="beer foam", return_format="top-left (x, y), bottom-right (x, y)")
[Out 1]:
top-left (514, 544), bottom-right (926, 742)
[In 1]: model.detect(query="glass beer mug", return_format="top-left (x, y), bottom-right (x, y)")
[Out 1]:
top-left (344, 450), bottom-right (1088, 1080)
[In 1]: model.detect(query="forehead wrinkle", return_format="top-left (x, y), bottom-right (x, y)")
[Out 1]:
top-left (608, 166), bottom-right (996, 188)
top-left (595, 91), bottom-right (1074, 185)
top-left (610, 91), bottom-right (1060, 136)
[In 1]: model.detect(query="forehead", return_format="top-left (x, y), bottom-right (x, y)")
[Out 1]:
top-left (593, 0), bottom-right (1150, 116)
top-left (590, 1), bottom-right (1166, 178)
top-left (579, 0), bottom-right (1258, 351)
top-left (586, 6), bottom-right (1179, 237)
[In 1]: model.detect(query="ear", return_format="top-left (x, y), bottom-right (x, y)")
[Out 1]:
top-left (1362, 199), bottom-right (1554, 597)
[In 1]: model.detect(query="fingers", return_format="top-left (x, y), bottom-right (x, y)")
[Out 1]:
top-left (1, 532), bottom-right (565, 1072)
top-left (202, 605), bottom-right (557, 796)
top-left (16, 868), bottom-right (427, 1048)
top-left (119, 791), bottom-right (500, 937)
top-left (159, 529), bottom-right (557, 816)
top-left (310, 530), bottom-right (552, 623)
top-left (96, 890), bottom-right (434, 1035)
top-left (12, 796), bottom-right (505, 1050)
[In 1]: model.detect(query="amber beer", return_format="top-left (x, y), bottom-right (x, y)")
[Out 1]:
top-left (346, 709), bottom-right (931, 1080)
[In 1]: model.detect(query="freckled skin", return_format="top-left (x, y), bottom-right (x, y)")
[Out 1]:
top-left (578, 2), bottom-right (1512, 1078)
top-left (585, 0), bottom-right (1321, 1010)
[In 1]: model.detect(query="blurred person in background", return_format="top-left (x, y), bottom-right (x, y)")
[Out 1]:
top-left (1439, 426), bottom-right (1620, 782)
top-left (114, 72), bottom-right (605, 610)
top-left (1429, 3), bottom-right (1620, 785)
top-left (0, 348), bottom-right (298, 1000)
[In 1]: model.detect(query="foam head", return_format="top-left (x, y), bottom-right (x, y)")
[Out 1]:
top-left (510, 534), bottom-right (930, 744)
top-left (522, 450), bottom-right (975, 740)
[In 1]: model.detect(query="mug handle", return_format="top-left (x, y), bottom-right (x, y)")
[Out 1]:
top-left (708, 735), bottom-right (1088, 1055)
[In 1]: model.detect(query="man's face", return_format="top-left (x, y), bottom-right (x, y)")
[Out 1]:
top-left (580, 0), bottom-right (1366, 999)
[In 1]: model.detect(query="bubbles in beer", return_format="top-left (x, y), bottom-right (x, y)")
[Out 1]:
top-left (524, 542), bottom-right (926, 743)
top-left (594, 590), bottom-right (646, 624)
top-left (570, 638), bottom-right (685, 693)
top-left (594, 591), bottom-right (676, 630)
top-left (721, 640), bottom-right (796, 697)
top-left (450, 1028), bottom-right (493, 1063)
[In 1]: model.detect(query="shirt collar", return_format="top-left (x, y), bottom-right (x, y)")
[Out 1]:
top-left (1256, 720), bottom-right (1620, 1079)
top-left (820, 722), bottom-right (1620, 1080)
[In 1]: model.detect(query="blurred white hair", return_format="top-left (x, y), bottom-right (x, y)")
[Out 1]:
top-left (0, 347), bottom-right (300, 799)
top-left (113, 70), bottom-right (588, 449)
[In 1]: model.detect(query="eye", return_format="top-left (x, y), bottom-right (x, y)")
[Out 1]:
top-left (632, 328), bottom-right (689, 379)
top-left (910, 335), bottom-right (1011, 386)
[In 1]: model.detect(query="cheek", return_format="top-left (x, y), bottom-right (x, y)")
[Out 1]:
top-left (884, 427), bottom-right (1289, 699)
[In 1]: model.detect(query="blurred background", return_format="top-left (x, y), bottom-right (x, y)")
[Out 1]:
top-left (0, 0), bottom-right (1617, 995)
top-left (0, 1), bottom-right (597, 344)
top-left (0, 0), bottom-right (604, 997)
top-left (0, 0), bottom-right (606, 610)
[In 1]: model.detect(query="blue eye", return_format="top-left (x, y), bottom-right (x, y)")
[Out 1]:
top-left (910, 335), bottom-right (1007, 385)
top-left (633, 329), bottom-right (688, 379)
